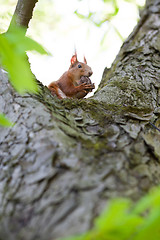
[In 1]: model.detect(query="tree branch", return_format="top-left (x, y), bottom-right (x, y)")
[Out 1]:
top-left (8, 0), bottom-right (38, 33)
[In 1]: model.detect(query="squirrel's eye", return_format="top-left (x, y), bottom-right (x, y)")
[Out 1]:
top-left (78, 64), bottom-right (82, 68)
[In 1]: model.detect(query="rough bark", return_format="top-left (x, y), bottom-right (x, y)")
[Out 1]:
top-left (0, 0), bottom-right (160, 239)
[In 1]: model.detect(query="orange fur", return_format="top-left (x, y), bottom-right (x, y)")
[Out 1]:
top-left (48, 53), bottom-right (94, 99)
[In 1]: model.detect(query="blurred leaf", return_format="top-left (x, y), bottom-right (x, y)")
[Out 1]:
top-left (0, 26), bottom-right (49, 94)
top-left (104, 0), bottom-right (119, 20)
top-left (111, 23), bottom-right (124, 41)
top-left (60, 186), bottom-right (160, 240)
top-left (0, 113), bottom-right (14, 127)
top-left (133, 187), bottom-right (160, 214)
top-left (5, 28), bottom-right (49, 55)
top-left (0, 33), bottom-right (37, 93)
top-left (75, 0), bottom-right (119, 30)
top-left (74, 10), bottom-right (105, 27)
top-left (103, 0), bottom-right (116, 3)
top-left (74, 10), bottom-right (86, 20)
top-left (133, 209), bottom-right (160, 240)
top-left (92, 199), bottom-right (142, 240)
top-left (113, 0), bottom-right (119, 16)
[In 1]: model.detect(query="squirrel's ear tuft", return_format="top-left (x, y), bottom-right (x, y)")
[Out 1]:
top-left (84, 56), bottom-right (87, 64)
top-left (71, 54), bottom-right (77, 65)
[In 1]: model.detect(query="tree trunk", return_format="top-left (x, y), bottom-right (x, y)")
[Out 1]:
top-left (0, 0), bottom-right (160, 239)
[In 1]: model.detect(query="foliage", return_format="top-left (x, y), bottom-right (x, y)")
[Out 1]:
top-left (75, 0), bottom-right (145, 42)
top-left (0, 26), bottom-right (48, 93)
top-left (75, 0), bottom-right (119, 27)
top-left (60, 187), bottom-right (160, 240)
top-left (0, 113), bottom-right (14, 127)
top-left (0, 25), bottom-right (49, 127)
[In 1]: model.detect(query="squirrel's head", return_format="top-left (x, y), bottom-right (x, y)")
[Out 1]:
top-left (69, 53), bottom-right (93, 79)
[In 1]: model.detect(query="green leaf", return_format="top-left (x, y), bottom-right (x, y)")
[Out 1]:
top-left (133, 208), bottom-right (160, 240)
top-left (5, 28), bottom-right (49, 55)
top-left (0, 26), bottom-right (49, 94)
top-left (0, 34), bottom-right (37, 93)
top-left (0, 113), bottom-right (14, 127)
top-left (133, 187), bottom-right (160, 214)
top-left (92, 199), bottom-right (142, 240)
top-left (60, 187), bottom-right (160, 240)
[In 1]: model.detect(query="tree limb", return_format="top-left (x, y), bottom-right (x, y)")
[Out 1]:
top-left (8, 0), bottom-right (38, 33)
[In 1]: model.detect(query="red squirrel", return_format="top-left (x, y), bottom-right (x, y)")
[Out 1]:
top-left (48, 52), bottom-right (95, 99)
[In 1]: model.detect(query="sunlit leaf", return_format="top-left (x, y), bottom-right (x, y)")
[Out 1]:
top-left (5, 28), bottom-right (49, 55)
top-left (0, 113), bottom-right (14, 127)
top-left (0, 34), bottom-right (37, 93)
top-left (133, 187), bottom-right (160, 214)
top-left (0, 26), bottom-right (49, 94)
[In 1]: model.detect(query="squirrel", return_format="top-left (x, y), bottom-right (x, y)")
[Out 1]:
top-left (48, 52), bottom-right (95, 99)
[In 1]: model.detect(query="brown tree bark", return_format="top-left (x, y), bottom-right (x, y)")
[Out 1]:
top-left (8, 0), bottom-right (38, 33)
top-left (0, 0), bottom-right (160, 239)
